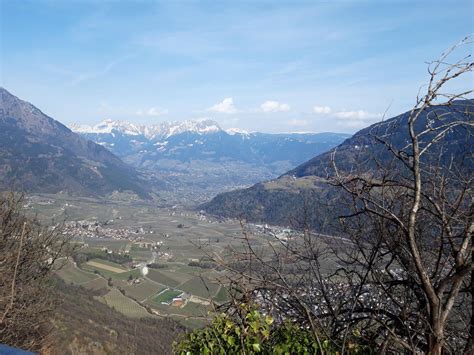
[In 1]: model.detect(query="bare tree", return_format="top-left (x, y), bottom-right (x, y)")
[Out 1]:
top-left (0, 193), bottom-right (70, 352)
top-left (329, 37), bottom-right (473, 354)
top-left (209, 38), bottom-right (473, 354)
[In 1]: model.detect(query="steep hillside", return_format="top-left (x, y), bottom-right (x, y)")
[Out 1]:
top-left (51, 280), bottom-right (184, 354)
top-left (0, 88), bottom-right (149, 197)
top-left (202, 100), bottom-right (473, 226)
top-left (289, 100), bottom-right (473, 178)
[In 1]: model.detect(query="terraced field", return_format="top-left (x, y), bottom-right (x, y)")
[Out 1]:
top-left (99, 288), bottom-right (152, 319)
top-left (179, 276), bottom-right (220, 299)
top-left (123, 279), bottom-right (166, 302)
top-left (112, 268), bottom-right (142, 281)
top-left (56, 260), bottom-right (97, 284)
top-left (213, 286), bottom-right (230, 304)
top-left (146, 269), bottom-right (181, 288)
top-left (158, 269), bottom-right (193, 285)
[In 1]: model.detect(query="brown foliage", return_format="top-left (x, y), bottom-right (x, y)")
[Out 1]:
top-left (50, 279), bottom-right (185, 355)
top-left (0, 193), bottom-right (70, 351)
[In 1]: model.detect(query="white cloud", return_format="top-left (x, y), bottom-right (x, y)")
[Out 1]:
top-left (313, 105), bottom-right (332, 114)
top-left (260, 100), bottom-right (290, 113)
top-left (287, 119), bottom-right (308, 127)
top-left (207, 97), bottom-right (237, 114)
top-left (334, 110), bottom-right (380, 120)
top-left (136, 107), bottom-right (169, 116)
top-left (333, 109), bottom-right (382, 129)
top-left (336, 120), bottom-right (367, 129)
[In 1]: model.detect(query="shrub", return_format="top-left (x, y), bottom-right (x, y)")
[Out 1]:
top-left (174, 304), bottom-right (372, 354)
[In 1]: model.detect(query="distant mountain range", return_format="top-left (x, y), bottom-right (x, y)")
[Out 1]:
top-left (72, 119), bottom-right (223, 140)
top-left (0, 88), bottom-right (149, 197)
top-left (73, 119), bottom-right (350, 197)
top-left (202, 100), bottom-right (473, 226)
top-left (0, 87), bottom-right (349, 202)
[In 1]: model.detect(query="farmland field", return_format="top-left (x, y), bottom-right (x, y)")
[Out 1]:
top-left (123, 280), bottom-right (166, 302)
top-left (81, 259), bottom-right (129, 278)
top-left (130, 245), bottom-right (153, 261)
top-left (56, 260), bottom-right (97, 284)
top-left (156, 269), bottom-right (192, 285)
top-left (181, 302), bottom-right (212, 317)
top-left (213, 286), bottom-right (230, 304)
top-left (37, 193), bottom-right (292, 328)
top-left (179, 277), bottom-right (220, 299)
top-left (146, 300), bottom-right (210, 318)
top-left (112, 268), bottom-right (142, 281)
top-left (146, 269), bottom-right (181, 288)
top-left (99, 288), bottom-right (152, 319)
top-left (152, 289), bottom-right (183, 305)
top-left (85, 260), bottom-right (127, 273)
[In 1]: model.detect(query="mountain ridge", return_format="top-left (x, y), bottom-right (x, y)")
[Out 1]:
top-left (73, 118), bottom-right (350, 197)
top-left (202, 100), bottom-right (473, 226)
top-left (72, 118), bottom-right (222, 140)
top-left (0, 88), bottom-right (150, 198)
top-left (71, 118), bottom-right (346, 140)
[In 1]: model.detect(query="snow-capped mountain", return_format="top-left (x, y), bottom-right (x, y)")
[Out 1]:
top-left (71, 120), bottom-right (143, 136)
top-left (73, 119), bottom-right (222, 140)
top-left (72, 118), bottom-right (350, 194)
top-left (225, 127), bottom-right (250, 136)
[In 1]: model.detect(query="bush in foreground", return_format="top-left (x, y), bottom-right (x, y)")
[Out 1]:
top-left (174, 304), bottom-right (373, 354)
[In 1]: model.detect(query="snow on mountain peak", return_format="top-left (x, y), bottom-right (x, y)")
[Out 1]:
top-left (70, 119), bottom-right (223, 139)
top-left (226, 127), bottom-right (249, 135)
top-left (71, 119), bottom-right (141, 135)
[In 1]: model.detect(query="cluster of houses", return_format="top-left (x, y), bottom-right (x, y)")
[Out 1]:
top-left (60, 220), bottom-right (154, 241)
top-left (251, 223), bottom-right (298, 242)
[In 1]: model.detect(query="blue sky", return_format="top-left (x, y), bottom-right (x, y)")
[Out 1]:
top-left (1, 0), bottom-right (472, 133)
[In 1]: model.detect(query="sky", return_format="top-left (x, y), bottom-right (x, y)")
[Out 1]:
top-left (1, 0), bottom-right (472, 133)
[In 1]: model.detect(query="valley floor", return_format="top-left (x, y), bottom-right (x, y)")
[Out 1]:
top-left (25, 192), bottom-right (341, 354)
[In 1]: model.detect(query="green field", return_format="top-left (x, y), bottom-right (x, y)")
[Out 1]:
top-left (212, 286), bottom-right (229, 304)
top-left (146, 269), bottom-right (181, 287)
top-left (56, 260), bottom-right (98, 284)
top-left (130, 245), bottom-right (153, 261)
top-left (83, 239), bottom-right (130, 252)
top-left (123, 279), bottom-right (166, 302)
top-left (152, 289), bottom-right (183, 304)
top-left (111, 268), bottom-right (142, 281)
top-left (181, 302), bottom-right (211, 317)
top-left (82, 258), bottom-right (128, 277)
top-left (99, 288), bottom-right (152, 319)
top-left (157, 269), bottom-right (193, 284)
top-left (179, 277), bottom-right (220, 299)
top-left (88, 258), bottom-right (128, 270)
top-left (146, 300), bottom-right (210, 317)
